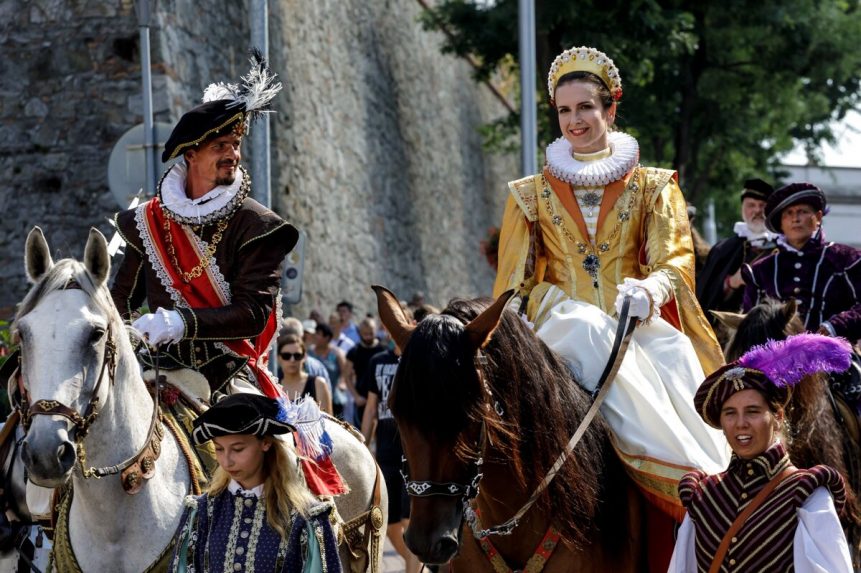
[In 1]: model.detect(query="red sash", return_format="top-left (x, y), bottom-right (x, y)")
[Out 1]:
top-left (142, 198), bottom-right (281, 398)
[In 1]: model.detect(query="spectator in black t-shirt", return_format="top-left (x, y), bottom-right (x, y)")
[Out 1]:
top-left (344, 317), bottom-right (385, 425)
top-left (361, 328), bottom-right (420, 573)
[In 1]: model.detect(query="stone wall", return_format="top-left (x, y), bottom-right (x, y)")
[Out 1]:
top-left (0, 0), bottom-right (517, 319)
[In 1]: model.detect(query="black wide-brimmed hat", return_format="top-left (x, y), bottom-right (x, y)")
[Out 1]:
top-left (161, 49), bottom-right (282, 163)
top-left (741, 178), bottom-right (773, 202)
top-left (192, 393), bottom-right (295, 445)
top-left (765, 182), bottom-right (826, 233)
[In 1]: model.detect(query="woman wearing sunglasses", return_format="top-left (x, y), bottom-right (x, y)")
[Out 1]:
top-left (277, 333), bottom-right (333, 415)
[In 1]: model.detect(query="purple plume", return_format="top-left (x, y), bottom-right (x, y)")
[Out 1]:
top-left (738, 333), bottom-right (852, 388)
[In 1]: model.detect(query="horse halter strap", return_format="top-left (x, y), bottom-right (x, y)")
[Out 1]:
top-left (400, 419), bottom-right (486, 500)
top-left (21, 324), bottom-right (117, 441)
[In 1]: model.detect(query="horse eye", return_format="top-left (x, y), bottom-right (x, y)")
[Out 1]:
top-left (90, 327), bottom-right (106, 343)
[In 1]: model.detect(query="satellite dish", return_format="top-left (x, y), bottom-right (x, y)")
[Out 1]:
top-left (107, 122), bottom-right (173, 208)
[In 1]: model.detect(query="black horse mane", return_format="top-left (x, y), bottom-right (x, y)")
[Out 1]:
top-left (724, 299), bottom-right (804, 362)
top-left (389, 297), bottom-right (625, 549)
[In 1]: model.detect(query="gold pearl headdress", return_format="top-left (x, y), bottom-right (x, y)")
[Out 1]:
top-left (547, 46), bottom-right (622, 101)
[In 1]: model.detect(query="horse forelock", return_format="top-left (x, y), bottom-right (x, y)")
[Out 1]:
top-left (393, 297), bottom-right (614, 548)
top-left (15, 258), bottom-right (123, 336)
top-left (390, 313), bottom-right (482, 447)
top-left (725, 299), bottom-right (804, 361)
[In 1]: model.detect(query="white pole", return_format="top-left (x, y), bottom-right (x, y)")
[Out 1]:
top-left (518, 0), bottom-right (537, 176)
top-left (706, 198), bottom-right (718, 245)
top-left (250, 0), bottom-right (271, 210)
top-left (135, 0), bottom-right (157, 195)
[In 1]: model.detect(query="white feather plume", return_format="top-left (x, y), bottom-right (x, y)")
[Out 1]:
top-left (227, 48), bottom-right (282, 117)
top-left (202, 82), bottom-right (239, 103)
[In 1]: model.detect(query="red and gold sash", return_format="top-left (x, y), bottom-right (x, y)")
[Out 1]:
top-left (142, 197), bottom-right (281, 398)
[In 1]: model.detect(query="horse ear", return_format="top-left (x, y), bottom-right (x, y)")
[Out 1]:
top-left (463, 289), bottom-right (516, 352)
top-left (25, 226), bottom-right (54, 283)
top-left (782, 299), bottom-right (799, 321)
top-left (83, 228), bottom-right (110, 287)
top-left (710, 310), bottom-right (745, 331)
top-left (372, 285), bottom-right (415, 352)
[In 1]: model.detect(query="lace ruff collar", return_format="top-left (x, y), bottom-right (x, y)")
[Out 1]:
top-left (228, 479), bottom-right (264, 499)
top-left (158, 160), bottom-right (250, 225)
top-left (545, 131), bottom-right (639, 186)
top-left (732, 222), bottom-right (778, 246)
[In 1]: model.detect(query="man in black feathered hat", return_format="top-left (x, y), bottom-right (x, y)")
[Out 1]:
top-left (111, 51), bottom-right (298, 395)
top-left (696, 178), bottom-right (777, 329)
top-left (741, 182), bottom-right (861, 343)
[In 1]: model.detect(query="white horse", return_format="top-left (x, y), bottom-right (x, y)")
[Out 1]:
top-left (7, 226), bottom-right (386, 572)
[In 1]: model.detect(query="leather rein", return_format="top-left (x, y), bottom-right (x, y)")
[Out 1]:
top-left (16, 280), bottom-right (164, 494)
top-left (400, 296), bottom-right (638, 539)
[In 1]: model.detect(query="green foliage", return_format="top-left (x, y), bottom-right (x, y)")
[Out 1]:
top-left (421, 0), bottom-right (861, 233)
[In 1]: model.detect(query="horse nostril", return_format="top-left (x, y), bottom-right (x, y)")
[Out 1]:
top-left (20, 441), bottom-right (32, 467)
top-left (57, 441), bottom-right (76, 469)
top-left (432, 535), bottom-right (458, 561)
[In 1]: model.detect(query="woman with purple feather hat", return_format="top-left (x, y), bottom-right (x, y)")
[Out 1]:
top-left (669, 333), bottom-right (854, 572)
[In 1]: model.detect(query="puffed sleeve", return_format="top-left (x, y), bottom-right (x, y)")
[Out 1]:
top-left (793, 487), bottom-right (853, 572)
top-left (169, 495), bottom-right (205, 573)
top-left (643, 173), bottom-right (724, 372)
top-left (667, 513), bottom-right (696, 573)
top-left (493, 194), bottom-right (535, 298)
top-left (644, 174), bottom-right (695, 299)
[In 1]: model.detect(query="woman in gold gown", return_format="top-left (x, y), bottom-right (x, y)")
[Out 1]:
top-left (493, 46), bottom-right (728, 571)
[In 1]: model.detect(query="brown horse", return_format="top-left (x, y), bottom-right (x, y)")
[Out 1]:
top-left (373, 286), bottom-right (645, 572)
top-left (714, 299), bottom-right (861, 558)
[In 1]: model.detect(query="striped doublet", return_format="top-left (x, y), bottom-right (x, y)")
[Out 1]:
top-left (679, 443), bottom-right (845, 572)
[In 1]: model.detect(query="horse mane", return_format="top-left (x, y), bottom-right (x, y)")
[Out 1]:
top-left (14, 259), bottom-right (124, 336)
top-left (724, 299), bottom-right (804, 362)
top-left (390, 297), bottom-right (622, 549)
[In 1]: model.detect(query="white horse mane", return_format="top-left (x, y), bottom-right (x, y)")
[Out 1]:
top-left (15, 258), bottom-right (124, 336)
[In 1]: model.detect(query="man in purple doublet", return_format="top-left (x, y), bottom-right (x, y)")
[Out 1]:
top-left (742, 182), bottom-right (861, 342)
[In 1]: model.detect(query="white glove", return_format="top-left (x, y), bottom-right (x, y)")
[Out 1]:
top-left (132, 307), bottom-right (184, 346)
top-left (614, 286), bottom-right (652, 320)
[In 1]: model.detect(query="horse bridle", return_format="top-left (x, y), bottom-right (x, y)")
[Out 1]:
top-left (400, 296), bottom-right (638, 539)
top-left (15, 280), bottom-right (164, 493)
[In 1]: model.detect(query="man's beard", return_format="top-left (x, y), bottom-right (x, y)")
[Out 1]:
top-left (745, 218), bottom-right (766, 234)
top-left (215, 174), bottom-right (236, 186)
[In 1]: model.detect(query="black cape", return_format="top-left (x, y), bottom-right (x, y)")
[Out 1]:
top-left (696, 235), bottom-right (746, 324)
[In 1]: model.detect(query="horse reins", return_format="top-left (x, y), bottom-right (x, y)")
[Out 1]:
top-left (400, 296), bottom-right (638, 539)
top-left (17, 280), bottom-right (165, 493)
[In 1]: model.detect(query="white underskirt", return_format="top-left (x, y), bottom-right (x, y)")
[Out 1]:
top-left (535, 295), bottom-right (730, 475)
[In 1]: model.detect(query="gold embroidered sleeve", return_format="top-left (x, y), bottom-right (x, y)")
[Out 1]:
top-left (494, 194), bottom-right (533, 297)
top-left (644, 175), bottom-right (695, 290)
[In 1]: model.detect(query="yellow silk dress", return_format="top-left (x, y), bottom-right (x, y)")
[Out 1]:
top-left (494, 137), bottom-right (727, 520)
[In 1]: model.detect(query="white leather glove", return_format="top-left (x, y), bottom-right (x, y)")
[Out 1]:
top-left (132, 307), bottom-right (184, 345)
top-left (614, 285), bottom-right (652, 320)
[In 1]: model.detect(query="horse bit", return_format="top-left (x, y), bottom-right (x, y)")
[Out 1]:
top-left (16, 280), bottom-right (165, 494)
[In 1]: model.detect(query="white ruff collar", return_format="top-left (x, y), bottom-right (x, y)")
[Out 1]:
top-left (545, 131), bottom-right (639, 186)
top-left (732, 221), bottom-right (777, 246)
top-left (228, 479), bottom-right (264, 498)
top-left (159, 160), bottom-right (245, 222)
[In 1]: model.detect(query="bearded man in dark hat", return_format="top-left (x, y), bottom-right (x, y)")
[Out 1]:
top-left (696, 178), bottom-right (777, 325)
top-left (110, 51), bottom-right (298, 396)
top-left (741, 182), bottom-right (861, 342)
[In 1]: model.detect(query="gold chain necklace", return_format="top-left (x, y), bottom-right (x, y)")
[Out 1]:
top-left (163, 218), bottom-right (230, 283)
top-left (540, 169), bottom-right (640, 288)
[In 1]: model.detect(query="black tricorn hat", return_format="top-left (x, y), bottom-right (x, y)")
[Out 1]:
top-left (161, 49), bottom-right (282, 163)
top-left (765, 182), bottom-right (826, 233)
top-left (741, 178), bottom-right (773, 202)
top-left (192, 393), bottom-right (295, 445)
